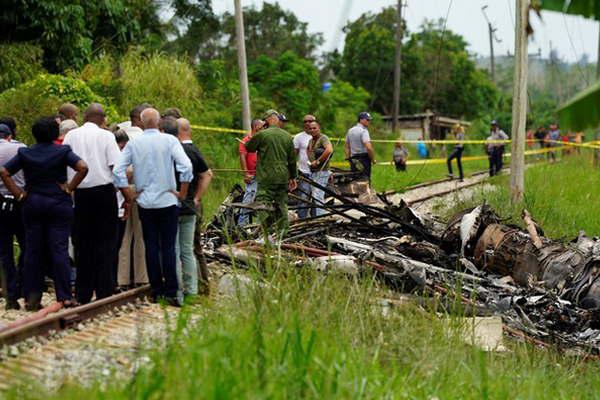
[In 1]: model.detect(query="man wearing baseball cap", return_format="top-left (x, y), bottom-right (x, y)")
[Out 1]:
top-left (0, 122), bottom-right (26, 309)
top-left (486, 119), bottom-right (509, 176)
top-left (245, 109), bottom-right (297, 237)
top-left (345, 112), bottom-right (375, 180)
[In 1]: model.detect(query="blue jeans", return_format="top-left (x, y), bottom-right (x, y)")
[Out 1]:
top-left (238, 177), bottom-right (257, 226)
top-left (138, 205), bottom-right (179, 299)
top-left (296, 172), bottom-right (313, 219)
top-left (175, 214), bottom-right (197, 297)
top-left (310, 170), bottom-right (331, 216)
top-left (21, 192), bottom-right (73, 302)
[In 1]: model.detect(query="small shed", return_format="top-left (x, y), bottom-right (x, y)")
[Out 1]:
top-left (381, 111), bottom-right (471, 141)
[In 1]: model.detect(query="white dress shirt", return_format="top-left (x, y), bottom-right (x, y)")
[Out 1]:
top-left (63, 122), bottom-right (121, 188)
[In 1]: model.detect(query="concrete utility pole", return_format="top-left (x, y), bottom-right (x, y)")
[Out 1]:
top-left (481, 5), bottom-right (499, 83)
top-left (234, 0), bottom-right (251, 132)
top-left (509, 0), bottom-right (529, 203)
top-left (392, 0), bottom-right (404, 134)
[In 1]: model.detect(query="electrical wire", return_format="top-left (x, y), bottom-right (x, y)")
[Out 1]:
top-left (561, 13), bottom-right (590, 86)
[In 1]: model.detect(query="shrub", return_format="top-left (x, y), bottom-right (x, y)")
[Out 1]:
top-left (118, 51), bottom-right (203, 121)
top-left (0, 43), bottom-right (45, 92)
top-left (77, 54), bottom-right (124, 105)
top-left (0, 74), bottom-right (114, 143)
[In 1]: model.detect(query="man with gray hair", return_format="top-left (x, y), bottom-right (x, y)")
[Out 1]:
top-left (113, 108), bottom-right (193, 306)
top-left (56, 119), bottom-right (78, 144)
top-left (174, 118), bottom-right (212, 299)
top-left (63, 103), bottom-right (122, 304)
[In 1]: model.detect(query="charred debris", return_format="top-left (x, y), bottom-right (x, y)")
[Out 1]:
top-left (205, 174), bottom-right (600, 355)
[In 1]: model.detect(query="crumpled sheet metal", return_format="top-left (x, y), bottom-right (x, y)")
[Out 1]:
top-left (206, 185), bottom-right (600, 355)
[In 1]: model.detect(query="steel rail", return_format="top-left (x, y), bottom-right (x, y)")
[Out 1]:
top-left (0, 285), bottom-right (151, 346)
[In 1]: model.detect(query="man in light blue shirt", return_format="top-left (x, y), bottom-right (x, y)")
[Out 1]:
top-left (113, 108), bottom-right (192, 306)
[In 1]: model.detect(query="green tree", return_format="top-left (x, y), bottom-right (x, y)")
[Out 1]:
top-left (163, 0), bottom-right (220, 60)
top-left (248, 51), bottom-right (321, 126)
top-left (0, 43), bottom-right (45, 92)
top-left (219, 2), bottom-right (324, 63)
top-left (337, 11), bottom-right (498, 120)
top-left (0, 0), bottom-right (164, 72)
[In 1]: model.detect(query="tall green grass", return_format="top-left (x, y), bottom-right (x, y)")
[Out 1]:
top-left (17, 264), bottom-right (600, 399)
top-left (442, 153), bottom-right (600, 238)
top-left (7, 153), bottom-right (600, 399)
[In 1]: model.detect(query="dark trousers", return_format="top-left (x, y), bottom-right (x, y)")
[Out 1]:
top-left (138, 205), bottom-right (179, 299)
top-left (0, 197), bottom-right (25, 301)
top-left (349, 153), bottom-right (372, 180)
top-left (21, 193), bottom-right (73, 302)
top-left (489, 147), bottom-right (504, 176)
top-left (73, 184), bottom-right (118, 303)
top-left (447, 147), bottom-right (464, 179)
top-left (394, 161), bottom-right (406, 171)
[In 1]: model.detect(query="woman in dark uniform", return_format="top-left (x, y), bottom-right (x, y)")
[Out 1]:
top-left (0, 117), bottom-right (88, 310)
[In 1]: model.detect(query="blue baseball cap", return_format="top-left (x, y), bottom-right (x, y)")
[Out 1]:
top-left (358, 112), bottom-right (372, 121)
top-left (0, 124), bottom-right (12, 138)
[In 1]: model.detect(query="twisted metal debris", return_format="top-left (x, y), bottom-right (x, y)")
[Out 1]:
top-left (205, 176), bottom-right (600, 355)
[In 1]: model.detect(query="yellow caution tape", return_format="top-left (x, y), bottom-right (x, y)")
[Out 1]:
top-left (330, 147), bottom-right (558, 168)
top-left (189, 122), bottom-right (600, 149)
top-left (191, 125), bottom-right (248, 134)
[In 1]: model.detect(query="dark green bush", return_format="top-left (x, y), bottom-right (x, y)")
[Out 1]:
top-left (0, 74), bottom-right (114, 143)
top-left (0, 43), bottom-right (45, 92)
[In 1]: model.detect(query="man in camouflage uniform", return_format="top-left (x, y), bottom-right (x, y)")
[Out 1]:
top-left (245, 110), bottom-right (297, 237)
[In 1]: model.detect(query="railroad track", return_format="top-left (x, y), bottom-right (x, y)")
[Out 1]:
top-left (0, 285), bottom-right (152, 347)
top-left (0, 285), bottom-right (188, 391)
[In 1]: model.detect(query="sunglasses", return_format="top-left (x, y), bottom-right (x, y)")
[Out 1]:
top-left (304, 119), bottom-right (316, 123)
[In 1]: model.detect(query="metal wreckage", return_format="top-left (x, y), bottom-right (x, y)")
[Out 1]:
top-left (204, 171), bottom-right (600, 355)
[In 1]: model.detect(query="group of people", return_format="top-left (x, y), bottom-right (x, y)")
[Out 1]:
top-left (528, 123), bottom-right (583, 162)
top-left (237, 110), bottom-right (375, 232)
top-left (444, 119), bottom-right (509, 180)
top-left (0, 103), bottom-right (212, 310)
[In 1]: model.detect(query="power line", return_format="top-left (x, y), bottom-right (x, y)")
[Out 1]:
top-left (561, 13), bottom-right (590, 86)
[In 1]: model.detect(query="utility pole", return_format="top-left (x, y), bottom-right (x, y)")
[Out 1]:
top-left (234, 0), bottom-right (251, 132)
top-left (482, 5), bottom-right (500, 83)
top-left (392, 0), bottom-right (404, 134)
top-left (597, 22), bottom-right (600, 80)
top-left (509, 0), bottom-right (528, 203)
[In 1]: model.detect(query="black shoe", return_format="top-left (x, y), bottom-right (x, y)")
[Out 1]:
top-left (164, 297), bottom-right (182, 308)
top-left (61, 299), bottom-right (80, 308)
top-left (25, 302), bottom-right (42, 312)
top-left (5, 299), bottom-right (20, 311)
top-left (25, 293), bottom-right (42, 311)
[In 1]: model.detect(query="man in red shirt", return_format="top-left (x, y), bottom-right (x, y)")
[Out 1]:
top-left (238, 119), bottom-right (264, 226)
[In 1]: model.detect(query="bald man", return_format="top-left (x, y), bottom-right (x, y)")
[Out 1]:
top-left (113, 108), bottom-right (193, 306)
top-left (63, 103), bottom-right (122, 304)
top-left (58, 103), bottom-right (79, 123)
top-left (174, 118), bottom-right (212, 299)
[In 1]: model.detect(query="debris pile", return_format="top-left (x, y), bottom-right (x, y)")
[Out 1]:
top-left (205, 178), bottom-right (600, 355)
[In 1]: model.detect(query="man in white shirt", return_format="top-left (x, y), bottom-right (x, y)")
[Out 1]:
top-left (116, 104), bottom-right (150, 289)
top-left (293, 114), bottom-right (316, 219)
top-left (63, 103), bottom-right (122, 304)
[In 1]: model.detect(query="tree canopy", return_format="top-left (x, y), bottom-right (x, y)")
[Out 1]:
top-left (0, 0), bottom-right (164, 72)
top-left (335, 11), bottom-right (497, 119)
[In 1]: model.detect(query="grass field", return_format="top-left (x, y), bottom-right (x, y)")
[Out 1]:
top-left (440, 153), bottom-right (600, 238)
top-left (4, 150), bottom-right (598, 399)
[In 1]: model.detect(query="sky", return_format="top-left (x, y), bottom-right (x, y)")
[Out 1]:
top-left (213, 0), bottom-right (600, 63)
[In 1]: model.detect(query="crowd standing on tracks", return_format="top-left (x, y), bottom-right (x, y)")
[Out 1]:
top-left (0, 103), bottom-right (587, 312)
